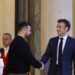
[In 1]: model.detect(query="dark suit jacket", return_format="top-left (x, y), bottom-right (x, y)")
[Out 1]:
top-left (5, 36), bottom-right (42, 74)
top-left (41, 36), bottom-right (75, 75)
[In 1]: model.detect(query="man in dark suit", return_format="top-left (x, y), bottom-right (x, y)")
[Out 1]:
top-left (5, 22), bottom-right (44, 75)
top-left (0, 33), bottom-right (12, 75)
top-left (41, 19), bottom-right (75, 75)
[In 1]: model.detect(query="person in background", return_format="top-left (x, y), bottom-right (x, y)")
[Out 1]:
top-left (5, 22), bottom-right (44, 75)
top-left (0, 33), bottom-right (12, 75)
top-left (41, 19), bottom-right (75, 75)
top-left (0, 54), bottom-right (4, 75)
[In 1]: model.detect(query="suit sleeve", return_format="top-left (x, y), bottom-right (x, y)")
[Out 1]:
top-left (73, 45), bottom-right (75, 75)
top-left (40, 39), bottom-right (52, 64)
top-left (74, 57), bottom-right (75, 75)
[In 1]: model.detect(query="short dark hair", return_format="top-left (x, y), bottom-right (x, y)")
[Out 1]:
top-left (17, 21), bottom-right (30, 33)
top-left (57, 19), bottom-right (71, 31)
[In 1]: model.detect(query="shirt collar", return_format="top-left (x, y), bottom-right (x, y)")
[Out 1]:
top-left (59, 34), bottom-right (68, 40)
top-left (3, 47), bottom-right (9, 51)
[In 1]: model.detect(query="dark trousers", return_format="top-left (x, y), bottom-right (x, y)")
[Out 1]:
top-left (55, 65), bottom-right (62, 75)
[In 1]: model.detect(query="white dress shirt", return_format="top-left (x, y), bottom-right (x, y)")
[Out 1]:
top-left (56, 34), bottom-right (68, 64)
top-left (3, 47), bottom-right (9, 57)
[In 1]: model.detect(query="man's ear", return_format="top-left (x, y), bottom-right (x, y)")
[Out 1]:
top-left (22, 28), bottom-right (26, 33)
top-left (66, 27), bottom-right (69, 32)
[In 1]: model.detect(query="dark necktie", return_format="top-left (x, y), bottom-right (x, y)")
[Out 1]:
top-left (58, 38), bottom-right (63, 67)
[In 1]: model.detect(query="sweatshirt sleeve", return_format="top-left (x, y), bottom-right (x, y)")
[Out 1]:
top-left (19, 40), bottom-right (42, 68)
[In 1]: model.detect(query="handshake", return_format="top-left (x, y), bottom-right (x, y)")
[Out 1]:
top-left (39, 62), bottom-right (44, 70)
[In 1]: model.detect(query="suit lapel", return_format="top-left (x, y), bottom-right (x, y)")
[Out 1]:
top-left (55, 37), bottom-right (59, 51)
top-left (63, 36), bottom-right (70, 55)
top-left (54, 37), bottom-right (59, 60)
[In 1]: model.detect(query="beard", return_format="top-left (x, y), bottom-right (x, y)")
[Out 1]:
top-left (24, 34), bottom-right (30, 42)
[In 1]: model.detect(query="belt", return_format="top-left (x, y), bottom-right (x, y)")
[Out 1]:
top-left (56, 64), bottom-right (59, 67)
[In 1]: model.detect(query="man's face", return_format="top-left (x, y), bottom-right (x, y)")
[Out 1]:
top-left (56, 22), bottom-right (68, 36)
top-left (2, 35), bottom-right (12, 47)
